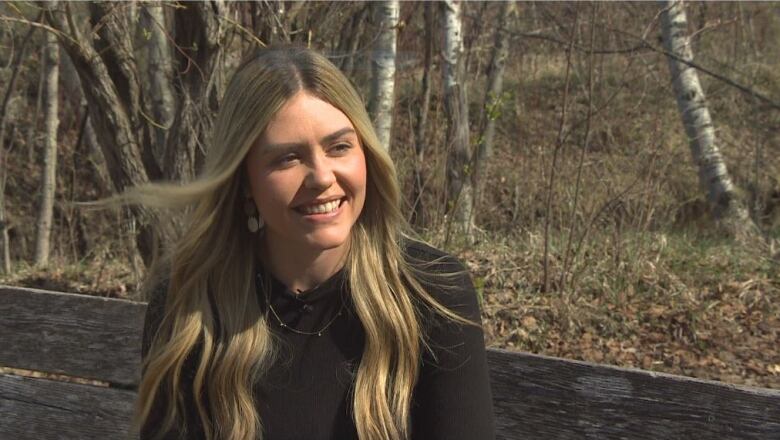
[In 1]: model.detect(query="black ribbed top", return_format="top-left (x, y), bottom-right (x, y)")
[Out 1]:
top-left (140, 240), bottom-right (495, 440)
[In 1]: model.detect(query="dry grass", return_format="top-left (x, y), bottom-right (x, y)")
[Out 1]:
top-left (431, 228), bottom-right (780, 389)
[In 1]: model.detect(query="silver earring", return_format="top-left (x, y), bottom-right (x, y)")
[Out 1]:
top-left (244, 199), bottom-right (264, 233)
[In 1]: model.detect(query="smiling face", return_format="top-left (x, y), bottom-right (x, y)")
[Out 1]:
top-left (244, 92), bottom-right (367, 257)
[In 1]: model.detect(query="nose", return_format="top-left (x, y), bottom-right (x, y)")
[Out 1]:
top-left (304, 154), bottom-right (336, 190)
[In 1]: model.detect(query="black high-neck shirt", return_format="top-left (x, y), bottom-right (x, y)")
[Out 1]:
top-left (141, 240), bottom-right (495, 439)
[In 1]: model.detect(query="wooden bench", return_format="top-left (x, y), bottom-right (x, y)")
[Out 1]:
top-left (2, 285), bottom-right (779, 439)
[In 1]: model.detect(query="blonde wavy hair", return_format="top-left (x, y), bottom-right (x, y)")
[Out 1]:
top-left (127, 46), bottom-right (477, 440)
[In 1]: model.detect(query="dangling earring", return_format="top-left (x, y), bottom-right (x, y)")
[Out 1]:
top-left (244, 198), bottom-right (264, 233)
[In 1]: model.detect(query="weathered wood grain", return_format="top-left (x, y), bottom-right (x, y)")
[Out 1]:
top-left (487, 348), bottom-right (780, 439)
top-left (0, 373), bottom-right (136, 439)
top-left (2, 286), bottom-right (780, 439)
top-left (0, 285), bottom-right (146, 386)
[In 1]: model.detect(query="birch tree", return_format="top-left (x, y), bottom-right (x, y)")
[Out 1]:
top-left (441, 0), bottom-right (473, 236)
top-left (473, 1), bottom-right (516, 212)
top-left (368, 1), bottom-right (399, 151)
top-left (34, 25), bottom-right (59, 267)
top-left (660, 0), bottom-right (759, 240)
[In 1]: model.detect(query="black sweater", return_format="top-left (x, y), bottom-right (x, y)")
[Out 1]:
top-left (141, 241), bottom-right (496, 439)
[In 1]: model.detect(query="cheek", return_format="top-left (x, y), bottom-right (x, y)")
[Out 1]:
top-left (355, 169), bottom-right (367, 197)
top-left (349, 156), bottom-right (368, 221)
top-left (251, 175), bottom-right (295, 218)
top-left (350, 153), bottom-right (368, 195)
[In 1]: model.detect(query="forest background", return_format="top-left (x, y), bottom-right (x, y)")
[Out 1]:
top-left (0, 1), bottom-right (778, 390)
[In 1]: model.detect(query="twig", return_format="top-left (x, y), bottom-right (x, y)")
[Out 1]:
top-left (560, 3), bottom-right (597, 295)
top-left (141, 3), bottom-right (209, 80)
top-left (215, 11), bottom-right (266, 48)
top-left (612, 27), bottom-right (780, 111)
top-left (496, 9), bottom-right (780, 112)
top-left (0, 14), bottom-right (79, 47)
top-left (543, 7), bottom-right (578, 294)
top-left (511, 28), bottom-right (649, 55)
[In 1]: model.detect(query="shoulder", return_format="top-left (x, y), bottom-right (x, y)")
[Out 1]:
top-left (401, 238), bottom-right (480, 321)
top-left (403, 238), bottom-right (468, 276)
top-left (401, 241), bottom-right (488, 379)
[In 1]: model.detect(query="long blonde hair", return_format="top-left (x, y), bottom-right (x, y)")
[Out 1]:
top-left (129, 46), bottom-right (477, 440)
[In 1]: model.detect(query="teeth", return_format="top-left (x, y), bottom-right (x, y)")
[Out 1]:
top-left (300, 199), bottom-right (340, 215)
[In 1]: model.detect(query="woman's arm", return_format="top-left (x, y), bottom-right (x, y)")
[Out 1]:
top-left (410, 251), bottom-right (496, 440)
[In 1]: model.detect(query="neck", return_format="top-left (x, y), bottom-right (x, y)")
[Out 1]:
top-left (260, 236), bottom-right (349, 293)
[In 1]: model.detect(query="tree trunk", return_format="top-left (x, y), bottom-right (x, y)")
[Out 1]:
top-left (141, 2), bottom-right (175, 168)
top-left (26, 47), bottom-right (45, 167)
top-left (34, 26), bottom-right (60, 268)
top-left (251, 1), bottom-right (289, 44)
top-left (48, 4), bottom-right (157, 269)
top-left (410, 2), bottom-right (435, 226)
top-left (368, 1), bottom-right (399, 151)
top-left (164, 1), bottom-right (227, 183)
top-left (441, 0), bottom-right (473, 238)
top-left (660, 0), bottom-right (759, 241)
top-left (269, 1), bottom-right (288, 43)
top-left (339, 5), bottom-right (369, 79)
top-left (59, 50), bottom-right (111, 197)
top-left (83, 114), bottom-right (111, 194)
top-left (46, 2), bottom-right (229, 267)
top-left (0, 17), bottom-right (38, 272)
top-left (473, 1), bottom-right (515, 214)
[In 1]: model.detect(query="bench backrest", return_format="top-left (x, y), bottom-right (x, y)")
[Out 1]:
top-left (2, 285), bottom-right (779, 439)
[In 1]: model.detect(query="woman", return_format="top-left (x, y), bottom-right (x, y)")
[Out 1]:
top-left (133, 46), bottom-right (495, 440)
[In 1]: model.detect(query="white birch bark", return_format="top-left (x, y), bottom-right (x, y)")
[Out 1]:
top-left (661, 0), bottom-right (758, 240)
top-left (441, 0), bottom-right (473, 236)
top-left (34, 27), bottom-right (60, 267)
top-left (368, 1), bottom-right (399, 151)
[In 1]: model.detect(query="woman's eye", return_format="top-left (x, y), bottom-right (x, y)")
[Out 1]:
top-left (330, 143), bottom-right (352, 154)
top-left (276, 154), bottom-right (299, 166)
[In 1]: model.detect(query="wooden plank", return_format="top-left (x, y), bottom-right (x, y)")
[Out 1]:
top-left (487, 348), bottom-right (780, 440)
top-left (0, 285), bottom-right (146, 386)
top-left (0, 374), bottom-right (136, 439)
top-left (3, 286), bottom-right (780, 439)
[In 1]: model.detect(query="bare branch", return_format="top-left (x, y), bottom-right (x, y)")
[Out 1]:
top-left (482, 7), bottom-right (780, 112)
top-left (613, 27), bottom-right (780, 112)
top-left (215, 12), bottom-right (266, 48)
top-left (0, 14), bottom-right (78, 47)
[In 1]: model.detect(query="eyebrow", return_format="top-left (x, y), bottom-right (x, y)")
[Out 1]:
top-left (264, 127), bottom-right (357, 153)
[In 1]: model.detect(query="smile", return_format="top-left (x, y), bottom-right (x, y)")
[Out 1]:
top-left (295, 198), bottom-right (345, 216)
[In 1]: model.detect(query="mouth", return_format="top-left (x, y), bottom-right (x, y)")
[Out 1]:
top-left (294, 197), bottom-right (346, 216)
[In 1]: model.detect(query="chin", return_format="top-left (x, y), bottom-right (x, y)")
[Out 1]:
top-left (303, 231), bottom-right (351, 251)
